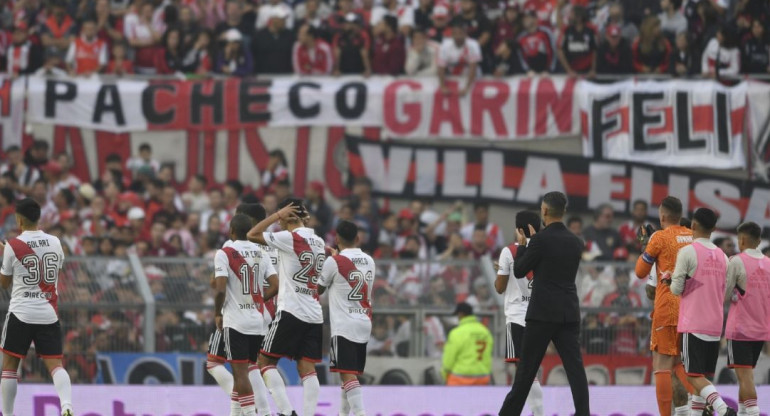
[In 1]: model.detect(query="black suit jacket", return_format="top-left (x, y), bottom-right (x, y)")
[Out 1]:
top-left (514, 221), bottom-right (584, 323)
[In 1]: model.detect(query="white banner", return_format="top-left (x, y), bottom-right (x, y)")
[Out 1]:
top-left (0, 76), bottom-right (25, 149)
top-left (747, 80), bottom-right (770, 181)
top-left (580, 79), bottom-right (747, 169)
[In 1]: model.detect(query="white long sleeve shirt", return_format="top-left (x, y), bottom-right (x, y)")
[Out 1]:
top-left (701, 37), bottom-right (740, 76)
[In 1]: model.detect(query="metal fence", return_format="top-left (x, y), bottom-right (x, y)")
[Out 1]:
top-left (0, 254), bottom-right (660, 384)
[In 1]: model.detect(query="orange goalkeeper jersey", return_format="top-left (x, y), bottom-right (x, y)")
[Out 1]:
top-left (635, 225), bottom-right (693, 327)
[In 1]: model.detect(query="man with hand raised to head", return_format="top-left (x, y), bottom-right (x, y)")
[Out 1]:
top-left (499, 192), bottom-right (589, 416)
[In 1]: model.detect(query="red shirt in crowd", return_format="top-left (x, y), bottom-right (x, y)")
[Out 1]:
top-left (292, 39), bottom-right (334, 75)
top-left (558, 25), bottom-right (596, 73)
top-left (372, 34), bottom-right (405, 75)
top-left (106, 59), bottom-right (135, 75)
top-left (517, 27), bottom-right (554, 72)
top-left (67, 36), bottom-right (108, 74)
top-left (43, 14), bottom-right (75, 39)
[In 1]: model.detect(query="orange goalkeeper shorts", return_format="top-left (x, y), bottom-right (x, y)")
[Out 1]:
top-left (650, 325), bottom-right (681, 356)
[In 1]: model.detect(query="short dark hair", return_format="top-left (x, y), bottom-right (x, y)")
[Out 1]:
top-left (542, 191), bottom-right (567, 218)
top-left (229, 214), bottom-right (252, 240)
top-left (225, 179), bottom-right (244, 196)
top-left (278, 197), bottom-right (308, 219)
top-left (680, 217), bottom-right (691, 228)
top-left (336, 220), bottom-right (359, 244)
top-left (473, 202), bottom-right (489, 211)
top-left (59, 188), bottom-right (75, 207)
top-left (660, 196), bottom-right (683, 219)
top-left (193, 174), bottom-right (207, 185)
top-left (632, 199), bottom-right (648, 210)
top-left (382, 15), bottom-right (398, 33)
top-left (567, 216), bottom-right (583, 226)
top-left (106, 153), bottom-right (122, 164)
top-left (5, 145), bottom-right (20, 153)
top-left (32, 140), bottom-right (49, 150)
top-left (692, 207), bottom-right (718, 231)
top-left (516, 210), bottom-right (541, 238)
top-left (712, 237), bottom-right (726, 246)
top-left (139, 143), bottom-right (152, 152)
top-left (671, 0), bottom-right (682, 9)
top-left (236, 203), bottom-right (267, 224)
top-left (450, 17), bottom-right (468, 29)
top-left (593, 203), bottom-right (613, 220)
top-left (0, 188), bottom-right (15, 205)
top-left (737, 221), bottom-right (761, 242)
top-left (15, 198), bottom-right (41, 223)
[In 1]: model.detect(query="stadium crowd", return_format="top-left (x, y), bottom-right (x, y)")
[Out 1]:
top-left (3, 0), bottom-right (770, 79)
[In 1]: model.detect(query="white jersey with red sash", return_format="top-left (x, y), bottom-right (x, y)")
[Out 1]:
top-left (1, 230), bottom-right (65, 325)
top-left (259, 243), bottom-right (279, 323)
top-left (498, 242), bottom-right (533, 326)
top-left (214, 240), bottom-right (275, 335)
top-left (263, 227), bottom-right (326, 324)
top-left (319, 248), bottom-right (375, 343)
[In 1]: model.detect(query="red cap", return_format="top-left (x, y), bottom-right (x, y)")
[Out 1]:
top-left (398, 208), bottom-right (415, 220)
top-left (309, 180), bottom-right (325, 198)
top-left (44, 161), bottom-right (62, 175)
top-left (118, 192), bottom-right (143, 208)
top-left (606, 24), bottom-right (621, 38)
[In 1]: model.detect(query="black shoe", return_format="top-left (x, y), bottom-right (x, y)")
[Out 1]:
top-left (723, 407), bottom-right (738, 416)
top-left (702, 405), bottom-right (713, 416)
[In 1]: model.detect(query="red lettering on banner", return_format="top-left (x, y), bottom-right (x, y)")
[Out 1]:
top-left (470, 80), bottom-right (509, 137)
top-left (731, 107), bottom-right (744, 137)
top-left (647, 106), bottom-right (673, 136)
top-left (606, 107), bottom-right (629, 139)
top-left (53, 126), bottom-right (90, 182)
top-left (580, 110), bottom-right (588, 140)
top-left (294, 127), bottom-right (310, 197)
top-left (384, 80), bottom-right (421, 136)
top-left (429, 81), bottom-right (463, 136)
top-left (324, 127), bottom-right (349, 199)
top-left (563, 173), bottom-right (589, 197)
top-left (243, 129), bottom-right (269, 173)
top-left (363, 127), bottom-right (381, 141)
top-left (535, 78), bottom-right (574, 136)
top-left (502, 166), bottom-right (523, 188)
top-left (202, 131), bottom-right (216, 180)
top-left (691, 105), bottom-right (714, 132)
top-left (227, 129), bottom-right (240, 180)
top-left (516, 78), bottom-right (532, 136)
top-left (0, 79), bottom-right (11, 117)
top-left (94, 131), bottom-right (131, 178)
top-left (466, 163), bottom-right (481, 185)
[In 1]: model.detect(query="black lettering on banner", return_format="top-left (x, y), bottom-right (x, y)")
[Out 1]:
top-left (590, 93), bottom-right (621, 159)
top-left (289, 82), bottom-right (321, 118)
top-left (93, 85), bottom-right (126, 125)
top-left (335, 82), bottom-right (367, 119)
top-left (676, 92), bottom-right (706, 150)
top-left (239, 79), bottom-right (271, 123)
top-left (632, 92), bottom-right (666, 151)
top-left (44, 79), bottom-right (77, 118)
top-left (179, 358), bottom-right (196, 385)
top-left (191, 81), bottom-right (223, 125)
top-left (126, 359), bottom-right (176, 384)
top-left (715, 92), bottom-right (730, 155)
top-left (142, 84), bottom-right (175, 124)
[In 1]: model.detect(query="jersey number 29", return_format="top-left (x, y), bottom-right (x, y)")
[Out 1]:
top-left (21, 253), bottom-right (59, 285)
top-left (293, 252), bottom-right (325, 285)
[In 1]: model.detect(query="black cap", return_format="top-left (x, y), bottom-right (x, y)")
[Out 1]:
top-left (453, 302), bottom-right (473, 316)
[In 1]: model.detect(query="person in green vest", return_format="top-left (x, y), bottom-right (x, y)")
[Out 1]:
top-left (442, 302), bottom-right (494, 386)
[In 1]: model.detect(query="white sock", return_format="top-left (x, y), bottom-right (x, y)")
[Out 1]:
top-left (744, 399), bottom-right (759, 416)
top-left (239, 393), bottom-right (257, 416)
top-left (230, 391), bottom-right (242, 416)
top-left (208, 361), bottom-right (235, 395)
top-left (739, 402), bottom-right (747, 416)
top-left (2, 369), bottom-right (18, 416)
top-left (51, 367), bottom-right (72, 412)
top-left (692, 394), bottom-right (707, 416)
top-left (527, 377), bottom-right (544, 416)
top-left (344, 379), bottom-right (365, 416)
top-left (249, 364), bottom-right (271, 416)
top-left (676, 404), bottom-right (690, 416)
top-left (701, 385), bottom-right (728, 416)
top-left (302, 372), bottom-right (320, 416)
top-left (261, 366), bottom-right (293, 414)
top-left (339, 386), bottom-right (351, 416)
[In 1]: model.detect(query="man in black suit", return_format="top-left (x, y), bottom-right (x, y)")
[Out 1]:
top-left (499, 192), bottom-right (590, 416)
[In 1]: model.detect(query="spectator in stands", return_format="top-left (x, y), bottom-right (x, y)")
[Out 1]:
top-left (333, 13), bottom-right (372, 76)
top-left (420, 276), bottom-right (456, 306)
top-left (126, 143), bottom-right (159, 176)
top-left (583, 204), bottom-right (623, 261)
top-left (405, 29), bottom-right (439, 75)
top-left (181, 175), bottom-right (209, 213)
top-left (670, 32), bottom-right (695, 76)
top-left (741, 19), bottom-right (770, 74)
top-left (371, 0), bottom-right (414, 35)
top-left (215, 29), bottom-right (254, 76)
top-left (295, 0), bottom-right (332, 34)
top-left (123, 1), bottom-right (161, 73)
top-left (493, 39), bottom-right (521, 76)
top-left (154, 27), bottom-right (184, 74)
top-left (305, 180), bottom-right (333, 237)
top-left (293, 24), bottom-right (334, 74)
top-left (713, 237), bottom-right (738, 257)
top-left (524, 0), bottom-right (554, 28)
top-left (460, 202), bottom-right (504, 252)
top-left (327, 0), bottom-right (354, 37)
top-left (493, 1), bottom-right (521, 52)
top-left (413, 0), bottom-right (433, 30)
top-left (458, 0), bottom-right (493, 54)
top-left (702, 23), bottom-right (741, 78)
top-left (372, 15), bottom-right (405, 75)
top-left (94, 0), bottom-right (124, 47)
top-left (469, 225), bottom-right (495, 259)
top-left (427, 5), bottom-right (452, 43)
top-left (557, 6), bottom-right (596, 76)
top-left (199, 188), bottom-right (228, 233)
top-left (40, 0), bottom-right (74, 62)
top-left (631, 16), bottom-right (671, 74)
top-left (105, 42), bottom-right (135, 75)
top-left (618, 200), bottom-right (650, 254)
top-left (596, 24), bottom-right (633, 74)
top-left (607, 2), bottom-right (638, 42)
top-left (592, 0), bottom-right (612, 33)
top-left (260, 150), bottom-right (289, 195)
top-left (0, 188), bottom-right (16, 239)
top-left (214, 0), bottom-right (254, 42)
top-left (658, 0), bottom-right (686, 38)
top-left (222, 179), bottom-right (242, 212)
top-left (253, 8), bottom-right (295, 74)
top-left (256, 0), bottom-right (294, 31)
top-left (516, 8), bottom-right (555, 74)
top-left (438, 19), bottom-right (481, 96)
top-left (181, 30), bottom-right (213, 74)
top-left (177, 5), bottom-right (200, 51)
top-left (6, 22), bottom-right (43, 76)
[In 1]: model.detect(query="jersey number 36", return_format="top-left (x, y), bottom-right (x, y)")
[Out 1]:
top-left (21, 253), bottom-right (59, 286)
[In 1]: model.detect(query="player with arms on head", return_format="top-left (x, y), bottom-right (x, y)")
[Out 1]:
top-left (634, 196), bottom-right (696, 416)
top-left (494, 210), bottom-right (543, 416)
top-left (318, 220), bottom-right (374, 416)
top-left (208, 203), bottom-right (277, 415)
top-left (666, 208), bottom-right (736, 416)
top-left (724, 221), bottom-right (770, 416)
top-left (247, 198), bottom-right (326, 416)
top-left (0, 198), bottom-right (73, 416)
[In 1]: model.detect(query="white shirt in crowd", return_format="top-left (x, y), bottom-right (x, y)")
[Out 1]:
top-left (437, 37), bottom-right (482, 77)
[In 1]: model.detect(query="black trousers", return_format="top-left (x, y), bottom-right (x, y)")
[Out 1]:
top-left (499, 320), bottom-right (589, 416)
